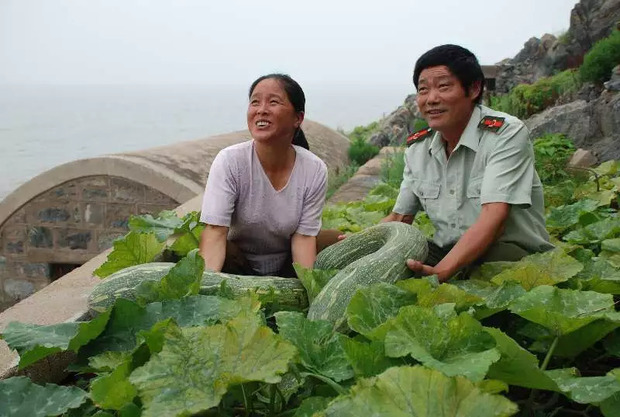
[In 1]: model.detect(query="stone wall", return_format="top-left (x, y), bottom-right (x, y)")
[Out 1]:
top-left (0, 176), bottom-right (178, 310)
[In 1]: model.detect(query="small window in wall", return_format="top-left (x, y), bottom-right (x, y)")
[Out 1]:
top-left (50, 263), bottom-right (82, 282)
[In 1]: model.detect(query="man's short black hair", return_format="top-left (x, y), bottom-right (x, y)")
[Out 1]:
top-left (413, 44), bottom-right (485, 104)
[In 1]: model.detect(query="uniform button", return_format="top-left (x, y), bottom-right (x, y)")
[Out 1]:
top-left (449, 189), bottom-right (455, 195)
top-left (420, 191), bottom-right (424, 196)
top-left (451, 223), bottom-right (456, 228)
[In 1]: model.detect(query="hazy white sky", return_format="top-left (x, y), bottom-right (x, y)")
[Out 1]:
top-left (1, 0), bottom-right (577, 89)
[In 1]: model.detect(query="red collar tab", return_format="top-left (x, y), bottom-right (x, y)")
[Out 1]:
top-left (406, 128), bottom-right (433, 146)
top-left (478, 116), bottom-right (506, 132)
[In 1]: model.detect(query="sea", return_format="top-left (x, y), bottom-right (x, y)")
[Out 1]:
top-left (0, 84), bottom-right (409, 201)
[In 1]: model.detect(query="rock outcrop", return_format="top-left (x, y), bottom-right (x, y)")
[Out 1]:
top-left (367, 94), bottom-right (422, 147)
top-left (526, 89), bottom-right (620, 161)
top-left (495, 0), bottom-right (620, 92)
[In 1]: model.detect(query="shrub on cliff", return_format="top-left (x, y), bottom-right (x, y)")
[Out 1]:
top-left (580, 29), bottom-right (620, 84)
top-left (348, 137), bottom-right (379, 166)
top-left (490, 69), bottom-right (581, 119)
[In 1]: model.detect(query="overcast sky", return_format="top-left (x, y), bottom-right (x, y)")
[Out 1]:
top-left (1, 0), bottom-right (578, 90)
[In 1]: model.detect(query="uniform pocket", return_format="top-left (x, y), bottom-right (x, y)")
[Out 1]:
top-left (413, 180), bottom-right (440, 211)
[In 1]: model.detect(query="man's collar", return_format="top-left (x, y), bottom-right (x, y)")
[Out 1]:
top-left (455, 105), bottom-right (481, 152)
top-left (429, 105), bottom-right (481, 156)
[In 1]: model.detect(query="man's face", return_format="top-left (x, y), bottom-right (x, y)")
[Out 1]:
top-left (416, 65), bottom-right (479, 135)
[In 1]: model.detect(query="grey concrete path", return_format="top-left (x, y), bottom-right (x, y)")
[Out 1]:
top-left (328, 147), bottom-right (401, 204)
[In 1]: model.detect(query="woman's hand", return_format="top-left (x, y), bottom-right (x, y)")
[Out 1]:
top-left (199, 225), bottom-right (229, 272)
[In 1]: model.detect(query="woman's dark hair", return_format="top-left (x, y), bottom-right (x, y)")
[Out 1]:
top-left (413, 44), bottom-right (485, 104)
top-left (248, 73), bottom-right (309, 150)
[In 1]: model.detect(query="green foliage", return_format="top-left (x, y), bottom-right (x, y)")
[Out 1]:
top-left (490, 69), bottom-right (581, 118)
top-left (6, 144), bottom-right (620, 415)
top-left (347, 121), bottom-right (380, 143)
top-left (580, 30), bottom-right (620, 84)
top-left (412, 118), bottom-right (429, 132)
top-left (326, 163), bottom-right (359, 200)
top-left (379, 148), bottom-right (405, 187)
top-left (348, 137), bottom-right (379, 166)
top-left (533, 133), bottom-right (576, 185)
top-left (347, 121), bottom-right (381, 166)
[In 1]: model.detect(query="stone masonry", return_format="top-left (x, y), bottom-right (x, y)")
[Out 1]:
top-left (0, 176), bottom-right (178, 310)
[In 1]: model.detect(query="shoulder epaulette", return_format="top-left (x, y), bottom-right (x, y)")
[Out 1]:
top-left (478, 116), bottom-right (506, 132)
top-left (406, 127), bottom-right (433, 146)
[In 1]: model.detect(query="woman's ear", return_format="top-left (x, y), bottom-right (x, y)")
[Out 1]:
top-left (295, 111), bottom-right (305, 128)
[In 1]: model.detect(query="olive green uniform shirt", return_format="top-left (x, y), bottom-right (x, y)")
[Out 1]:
top-left (393, 105), bottom-right (553, 254)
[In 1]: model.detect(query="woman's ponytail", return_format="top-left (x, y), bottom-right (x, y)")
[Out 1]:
top-left (292, 128), bottom-right (310, 150)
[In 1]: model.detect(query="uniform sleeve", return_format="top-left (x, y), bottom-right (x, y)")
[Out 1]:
top-left (480, 123), bottom-right (535, 207)
top-left (393, 150), bottom-right (422, 215)
top-left (296, 161), bottom-right (328, 236)
top-left (200, 150), bottom-right (238, 226)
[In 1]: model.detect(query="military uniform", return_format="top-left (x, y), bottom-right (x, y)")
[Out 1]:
top-left (393, 105), bottom-right (554, 266)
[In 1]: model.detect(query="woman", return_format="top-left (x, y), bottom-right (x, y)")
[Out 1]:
top-left (199, 74), bottom-right (335, 277)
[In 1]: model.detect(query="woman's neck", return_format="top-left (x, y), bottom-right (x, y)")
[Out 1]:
top-left (254, 141), bottom-right (296, 172)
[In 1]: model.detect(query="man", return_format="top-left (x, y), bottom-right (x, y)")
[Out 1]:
top-left (384, 44), bottom-right (553, 282)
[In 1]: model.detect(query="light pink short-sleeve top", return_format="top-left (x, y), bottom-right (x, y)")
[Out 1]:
top-left (200, 140), bottom-right (327, 275)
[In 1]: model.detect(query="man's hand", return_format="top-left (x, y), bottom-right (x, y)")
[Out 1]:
top-left (406, 259), bottom-right (451, 282)
top-left (381, 212), bottom-right (414, 224)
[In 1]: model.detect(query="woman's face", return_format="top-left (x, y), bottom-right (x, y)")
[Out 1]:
top-left (247, 78), bottom-right (303, 145)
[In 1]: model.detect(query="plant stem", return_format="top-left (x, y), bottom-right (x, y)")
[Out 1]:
top-left (526, 336), bottom-right (560, 416)
top-left (541, 336), bottom-right (560, 372)
top-left (241, 384), bottom-right (250, 417)
top-left (269, 384), bottom-right (276, 416)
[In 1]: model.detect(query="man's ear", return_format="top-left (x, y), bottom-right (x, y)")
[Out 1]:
top-left (469, 81), bottom-right (482, 102)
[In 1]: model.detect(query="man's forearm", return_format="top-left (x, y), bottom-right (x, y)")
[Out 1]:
top-left (434, 203), bottom-right (509, 280)
top-left (199, 225), bottom-right (228, 272)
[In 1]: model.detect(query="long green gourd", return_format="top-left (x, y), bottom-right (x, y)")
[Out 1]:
top-left (308, 221), bottom-right (428, 329)
top-left (88, 263), bottom-right (308, 314)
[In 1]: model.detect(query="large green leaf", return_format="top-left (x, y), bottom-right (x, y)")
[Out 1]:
top-left (293, 263), bottom-right (338, 303)
top-left (82, 294), bottom-right (260, 356)
top-left (94, 232), bottom-right (166, 277)
top-left (603, 238), bottom-right (620, 253)
top-left (0, 377), bottom-right (87, 417)
top-left (339, 336), bottom-right (401, 378)
top-left (128, 210), bottom-right (183, 242)
top-left (1, 310), bottom-right (110, 369)
top-left (601, 392), bottom-right (620, 417)
top-left (546, 199), bottom-right (600, 231)
top-left (548, 371), bottom-right (620, 404)
top-left (135, 249), bottom-right (204, 303)
top-left (485, 328), bottom-right (562, 391)
top-left (384, 305), bottom-right (500, 381)
top-left (571, 258), bottom-right (620, 294)
top-left (453, 280), bottom-right (526, 319)
top-left (564, 217), bottom-right (620, 245)
top-left (275, 311), bottom-right (353, 382)
top-left (129, 316), bottom-right (296, 417)
top-left (293, 396), bottom-right (333, 417)
top-left (508, 286), bottom-right (617, 336)
top-left (346, 283), bottom-right (416, 340)
top-left (169, 211), bottom-right (205, 257)
top-left (490, 249), bottom-right (583, 290)
top-left (317, 366), bottom-right (518, 417)
top-left (90, 360), bottom-right (137, 410)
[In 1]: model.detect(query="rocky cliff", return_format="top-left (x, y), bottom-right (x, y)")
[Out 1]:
top-left (496, 0), bottom-right (620, 92)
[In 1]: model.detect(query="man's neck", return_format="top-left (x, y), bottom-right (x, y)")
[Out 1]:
top-left (440, 107), bottom-right (475, 156)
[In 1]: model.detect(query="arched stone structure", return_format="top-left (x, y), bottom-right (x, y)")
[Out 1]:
top-left (0, 120), bottom-right (350, 310)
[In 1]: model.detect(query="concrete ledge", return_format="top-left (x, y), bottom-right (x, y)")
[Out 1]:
top-left (0, 194), bottom-right (203, 382)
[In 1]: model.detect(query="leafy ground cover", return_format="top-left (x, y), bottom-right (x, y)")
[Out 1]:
top-left (2, 137), bottom-right (620, 416)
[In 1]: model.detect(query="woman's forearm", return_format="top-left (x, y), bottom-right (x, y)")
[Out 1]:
top-left (199, 225), bottom-right (229, 272)
top-left (291, 233), bottom-right (317, 269)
